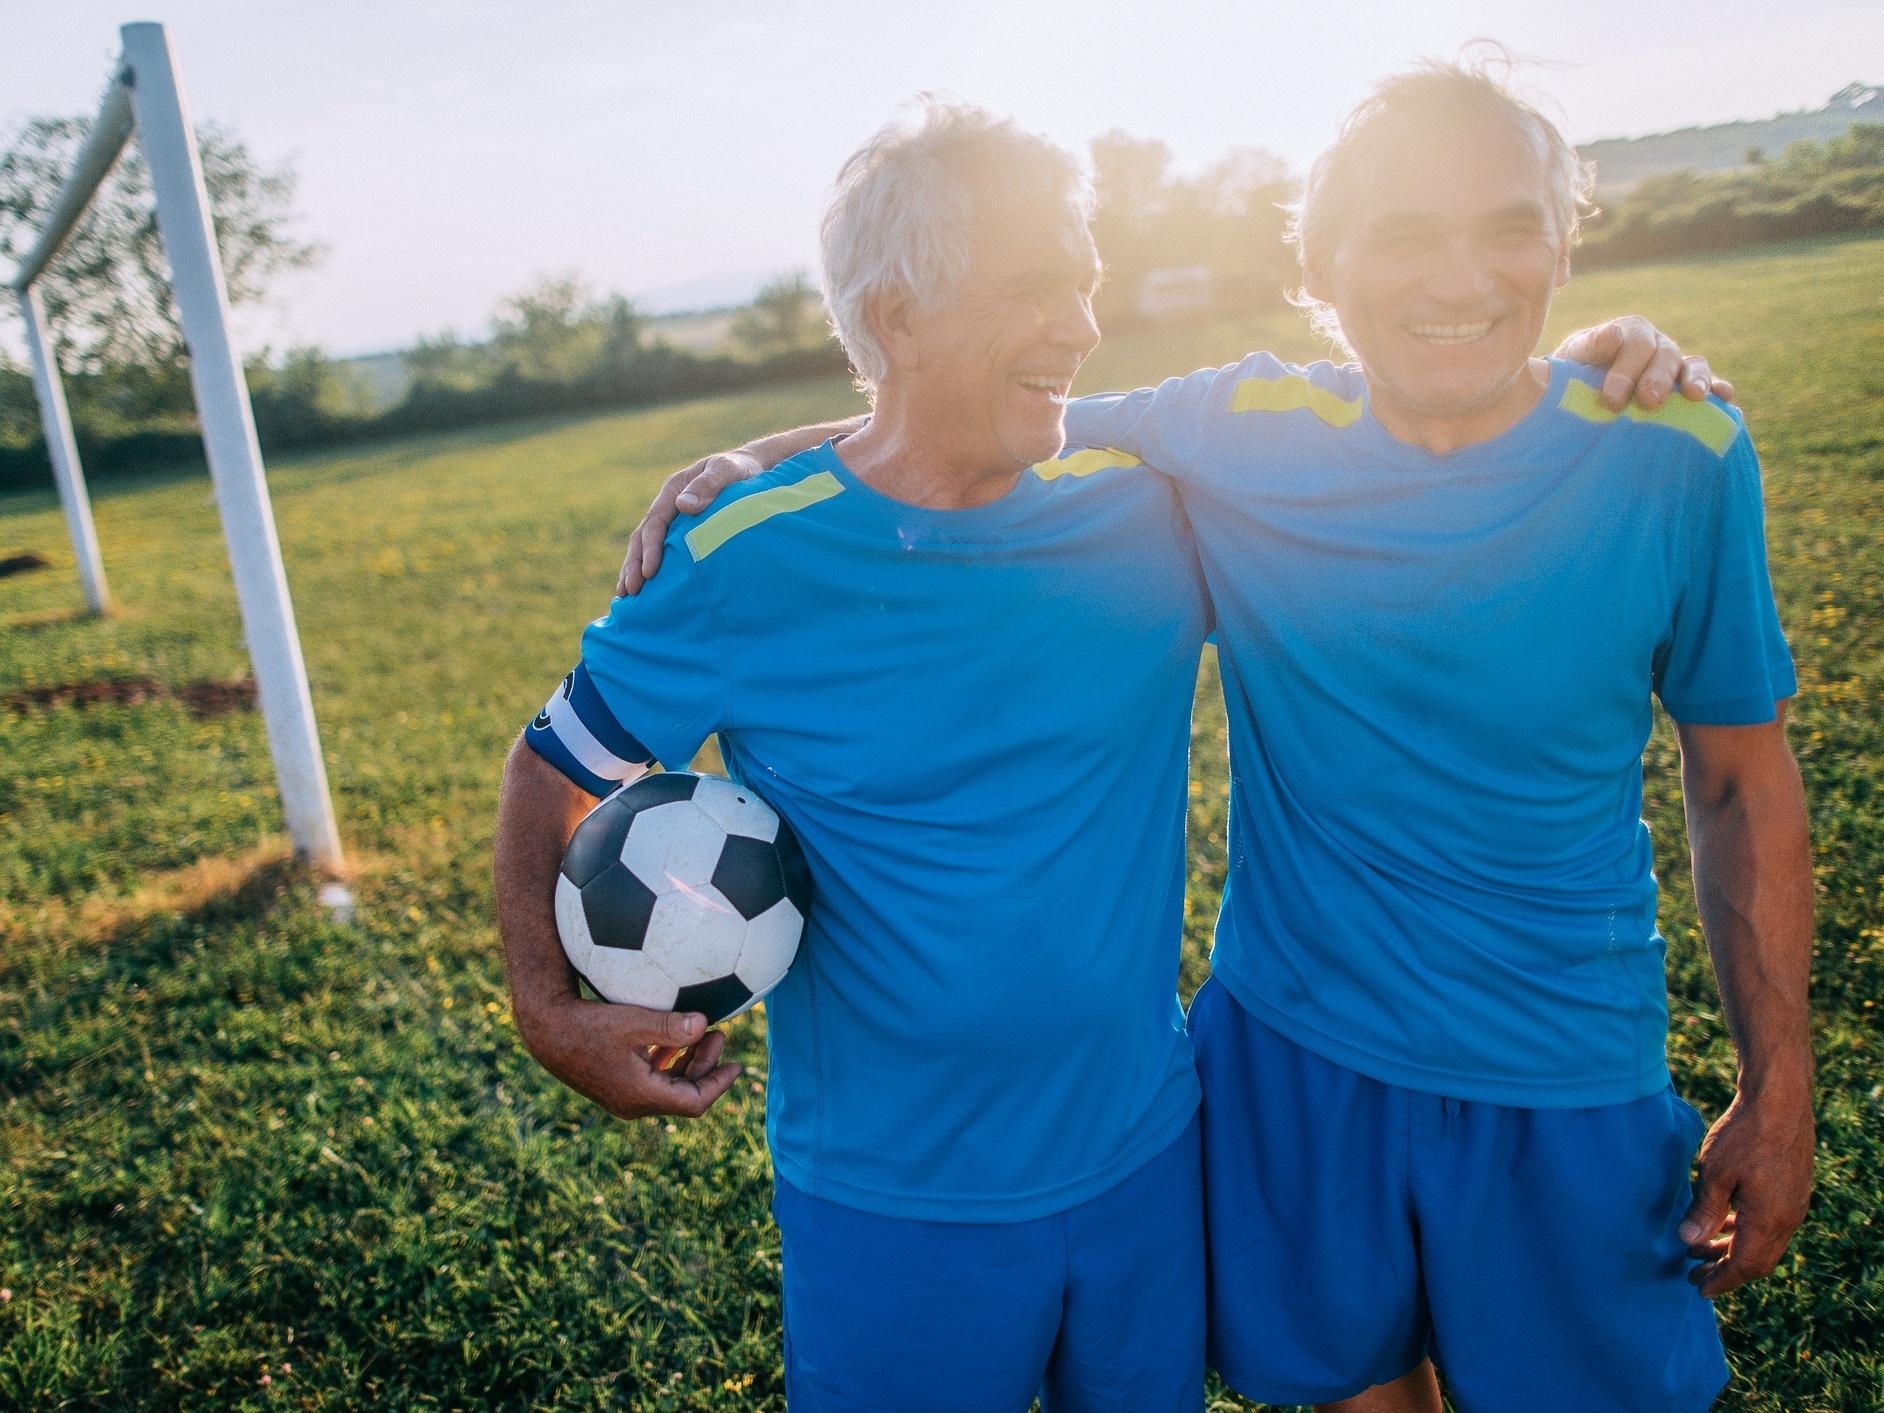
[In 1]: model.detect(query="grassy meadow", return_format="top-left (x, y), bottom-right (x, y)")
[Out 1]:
top-left (1, 233), bottom-right (1880, 1410)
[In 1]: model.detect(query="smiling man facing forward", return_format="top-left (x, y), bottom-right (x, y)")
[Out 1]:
top-left (1057, 61), bottom-right (1814, 1412)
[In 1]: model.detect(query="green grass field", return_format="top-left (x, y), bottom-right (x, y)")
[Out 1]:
top-left (1, 234), bottom-right (1880, 1410)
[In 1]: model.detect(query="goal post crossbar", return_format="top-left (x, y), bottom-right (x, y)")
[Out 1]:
top-left (10, 74), bottom-right (135, 294)
top-left (8, 21), bottom-right (344, 872)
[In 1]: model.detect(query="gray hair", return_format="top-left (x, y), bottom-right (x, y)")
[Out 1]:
top-left (1286, 51), bottom-right (1595, 348)
top-left (820, 97), bottom-right (1094, 395)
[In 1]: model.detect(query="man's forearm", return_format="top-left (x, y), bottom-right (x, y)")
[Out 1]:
top-left (1674, 713), bottom-right (1815, 1291)
top-left (746, 414), bottom-right (867, 469)
top-left (1681, 718), bottom-right (1815, 1091)
top-left (492, 739), bottom-right (739, 1119)
top-left (494, 738), bottom-right (603, 1033)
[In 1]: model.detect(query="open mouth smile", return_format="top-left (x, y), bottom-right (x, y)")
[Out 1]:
top-left (1405, 320), bottom-right (1495, 346)
top-left (1015, 374), bottom-right (1074, 403)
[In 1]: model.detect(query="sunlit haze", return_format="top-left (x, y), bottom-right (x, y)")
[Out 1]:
top-left (6, 0), bottom-right (1877, 356)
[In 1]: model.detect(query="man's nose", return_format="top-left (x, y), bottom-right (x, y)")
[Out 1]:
top-left (1043, 288), bottom-right (1102, 356)
top-left (1424, 234), bottom-right (1497, 304)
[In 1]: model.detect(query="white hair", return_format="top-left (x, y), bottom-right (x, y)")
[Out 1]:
top-left (820, 97), bottom-right (1093, 396)
top-left (1285, 50), bottom-right (1596, 350)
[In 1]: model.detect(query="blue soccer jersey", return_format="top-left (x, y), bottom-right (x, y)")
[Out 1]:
top-left (1065, 356), bottom-right (1795, 1108)
top-left (526, 441), bottom-right (1211, 1220)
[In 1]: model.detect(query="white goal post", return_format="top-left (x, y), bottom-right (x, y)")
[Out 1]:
top-left (7, 22), bottom-right (344, 873)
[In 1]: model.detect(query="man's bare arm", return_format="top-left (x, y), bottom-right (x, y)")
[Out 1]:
top-left (620, 319), bottom-right (1727, 596)
top-left (1673, 707), bottom-right (1816, 1297)
top-left (617, 415), bottom-right (868, 595)
top-left (494, 739), bottom-right (742, 1119)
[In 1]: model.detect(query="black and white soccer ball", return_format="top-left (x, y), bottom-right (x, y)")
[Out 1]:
top-left (556, 771), bottom-right (810, 1023)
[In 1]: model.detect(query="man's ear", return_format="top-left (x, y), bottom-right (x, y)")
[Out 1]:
top-left (1553, 237), bottom-right (1573, 290)
top-left (869, 287), bottom-right (920, 373)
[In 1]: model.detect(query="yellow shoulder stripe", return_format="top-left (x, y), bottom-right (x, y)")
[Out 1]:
top-left (1229, 373), bottom-right (1364, 428)
top-left (1033, 447), bottom-right (1142, 480)
top-left (685, 470), bottom-right (844, 562)
top-left (1558, 379), bottom-right (1739, 457)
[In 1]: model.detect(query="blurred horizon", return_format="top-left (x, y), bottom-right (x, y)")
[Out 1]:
top-left (4, 0), bottom-right (1881, 358)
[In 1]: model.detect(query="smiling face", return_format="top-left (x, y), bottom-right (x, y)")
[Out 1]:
top-left (886, 193), bottom-right (1103, 474)
top-left (1305, 111), bottom-right (1572, 442)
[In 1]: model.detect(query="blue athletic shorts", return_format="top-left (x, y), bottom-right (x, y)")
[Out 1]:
top-left (1189, 978), bottom-right (1730, 1412)
top-left (772, 1114), bottom-right (1204, 1412)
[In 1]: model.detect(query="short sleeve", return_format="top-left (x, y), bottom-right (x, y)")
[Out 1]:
top-left (1655, 426), bottom-right (1797, 725)
top-left (523, 544), bottom-right (730, 793)
top-left (1061, 363), bottom-right (1231, 481)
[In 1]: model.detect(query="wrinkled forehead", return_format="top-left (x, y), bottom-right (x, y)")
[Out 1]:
top-left (1345, 109), bottom-right (1558, 232)
top-left (971, 186), bottom-right (1101, 276)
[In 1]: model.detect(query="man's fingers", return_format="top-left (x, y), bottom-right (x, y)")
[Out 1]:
top-left (617, 524), bottom-right (646, 597)
top-left (1597, 319), bottom-right (1659, 411)
top-left (1696, 1245), bottom-right (1779, 1299)
top-left (651, 1059), bottom-right (743, 1118)
top-left (1677, 355), bottom-right (1714, 401)
top-left (1678, 1167), bottom-right (1735, 1246)
top-left (1554, 319), bottom-right (1621, 368)
top-left (607, 1004), bottom-right (708, 1052)
top-left (620, 468), bottom-right (695, 597)
top-left (652, 1029), bottom-right (730, 1078)
top-left (680, 1029), bottom-right (729, 1078)
top-left (1632, 333), bottom-right (1684, 410)
top-left (675, 452), bottom-right (759, 514)
top-left (1710, 375), bottom-right (1736, 404)
top-left (637, 515), bottom-right (667, 587)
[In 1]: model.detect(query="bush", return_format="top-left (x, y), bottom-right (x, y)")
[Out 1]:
top-left (1580, 125), bottom-right (1884, 267)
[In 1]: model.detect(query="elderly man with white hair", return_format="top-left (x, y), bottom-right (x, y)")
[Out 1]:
top-left (496, 104), bottom-right (1215, 1409)
top-left (619, 63), bottom-right (1807, 1413)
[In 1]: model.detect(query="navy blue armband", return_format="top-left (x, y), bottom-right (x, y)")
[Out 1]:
top-left (523, 663), bottom-right (655, 796)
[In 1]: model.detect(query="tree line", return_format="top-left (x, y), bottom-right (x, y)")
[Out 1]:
top-left (1578, 125), bottom-right (1884, 266)
top-left (5, 106), bottom-right (1880, 494)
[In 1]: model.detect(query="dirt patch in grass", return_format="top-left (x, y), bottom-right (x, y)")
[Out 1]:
top-left (4, 675), bottom-right (256, 718)
top-left (4, 676), bottom-right (166, 711)
top-left (0, 550), bottom-right (51, 577)
top-left (172, 677), bottom-right (258, 717)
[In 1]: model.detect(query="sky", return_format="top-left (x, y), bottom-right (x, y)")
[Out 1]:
top-left (4, 0), bottom-right (1880, 358)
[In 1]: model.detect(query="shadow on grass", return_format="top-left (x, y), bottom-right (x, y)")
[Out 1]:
top-left (0, 844), bottom-right (305, 985)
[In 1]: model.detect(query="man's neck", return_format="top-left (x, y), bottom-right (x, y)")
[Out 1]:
top-left (1366, 356), bottom-right (1554, 456)
top-left (836, 396), bottom-right (1025, 511)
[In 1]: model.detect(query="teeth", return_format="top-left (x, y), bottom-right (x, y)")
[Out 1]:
top-left (1406, 321), bottom-right (1493, 345)
top-left (1015, 374), bottom-right (1072, 399)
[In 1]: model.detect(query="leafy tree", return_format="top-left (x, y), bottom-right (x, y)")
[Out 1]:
top-left (1089, 131), bottom-right (1295, 330)
top-left (489, 273), bottom-right (597, 381)
top-left (730, 272), bottom-right (827, 357)
top-left (407, 275), bottom-right (649, 390)
top-left (0, 113), bottom-right (321, 375)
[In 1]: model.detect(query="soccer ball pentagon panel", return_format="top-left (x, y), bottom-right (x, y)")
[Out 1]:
top-left (556, 771), bottom-right (811, 1023)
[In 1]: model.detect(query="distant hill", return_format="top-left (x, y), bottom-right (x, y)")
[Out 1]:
top-left (1582, 82), bottom-right (1881, 195)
